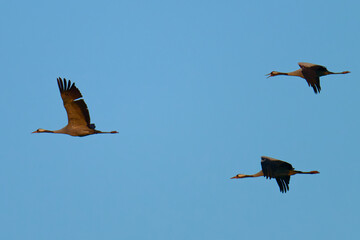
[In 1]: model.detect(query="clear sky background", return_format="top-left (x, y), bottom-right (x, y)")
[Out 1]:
top-left (1, 0), bottom-right (359, 239)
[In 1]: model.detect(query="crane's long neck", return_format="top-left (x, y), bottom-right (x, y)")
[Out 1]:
top-left (52, 128), bottom-right (70, 134)
top-left (286, 69), bottom-right (304, 78)
top-left (42, 130), bottom-right (56, 133)
top-left (271, 69), bottom-right (304, 78)
top-left (238, 170), bottom-right (264, 178)
top-left (274, 72), bottom-right (289, 76)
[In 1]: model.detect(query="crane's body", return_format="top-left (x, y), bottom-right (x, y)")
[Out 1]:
top-left (231, 156), bottom-right (319, 193)
top-left (33, 78), bottom-right (118, 137)
top-left (266, 62), bottom-right (350, 94)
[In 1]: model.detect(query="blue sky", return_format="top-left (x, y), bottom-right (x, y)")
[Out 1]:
top-left (1, 0), bottom-right (359, 239)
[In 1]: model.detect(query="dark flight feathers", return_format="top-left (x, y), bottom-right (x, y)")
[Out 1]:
top-left (57, 77), bottom-right (94, 128)
top-left (57, 77), bottom-right (83, 101)
top-left (275, 176), bottom-right (290, 193)
top-left (301, 67), bottom-right (322, 94)
top-left (299, 64), bottom-right (328, 94)
top-left (261, 158), bottom-right (293, 193)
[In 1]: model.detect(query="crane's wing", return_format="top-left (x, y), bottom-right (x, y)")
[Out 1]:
top-left (57, 78), bottom-right (92, 128)
top-left (298, 62), bottom-right (319, 68)
top-left (275, 176), bottom-right (290, 193)
top-left (302, 70), bottom-right (321, 94)
top-left (298, 63), bottom-right (326, 94)
top-left (261, 157), bottom-right (293, 178)
top-left (261, 157), bottom-right (293, 193)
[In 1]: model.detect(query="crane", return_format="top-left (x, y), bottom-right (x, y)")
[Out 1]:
top-left (32, 78), bottom-right (118, 137)
top-left (231, 156), bottom-right (319, 193)
top-left (266, 62), bottom-right (350, 94)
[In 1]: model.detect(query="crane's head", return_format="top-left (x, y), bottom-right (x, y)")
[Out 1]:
top-left (265, 71), bottom-right (280, 78)
top-left (32, 128), bottom-right (51, 133)
top-left (230, 174), bottom-right (247, 179)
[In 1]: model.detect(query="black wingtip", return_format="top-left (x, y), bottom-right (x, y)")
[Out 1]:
top-left (57, 77), bottom-right (78, 92)
top-left (312, 85), bottom-right (321, 94)
top-left (57, 78), bottom-right (61, 91)
top-left (313, 88), bottom-right (317, 94)
top-left (276, 178), bottom-right (289, 193)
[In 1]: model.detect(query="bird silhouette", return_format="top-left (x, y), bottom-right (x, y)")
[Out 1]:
top-left (266, 62), bottom-right (350, 94)
top-left (231, 156), bottom-right (319, 193)
top-left (32, 78), bottom-right (118, 137)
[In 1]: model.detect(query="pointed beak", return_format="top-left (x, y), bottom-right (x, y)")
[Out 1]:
top-left (230, 175), bottom-right (239, 179)
top-left (265, 73), bottom-right (272, 78)
top-left (32, 131), bottom-right (37, 134)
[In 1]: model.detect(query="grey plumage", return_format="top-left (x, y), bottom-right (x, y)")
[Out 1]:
top-left (32, 78), bottom-right (118, 137)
